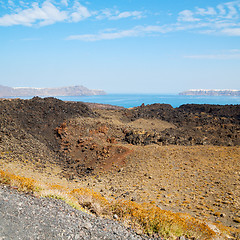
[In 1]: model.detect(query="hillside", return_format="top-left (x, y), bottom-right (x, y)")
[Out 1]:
top-left (0, 85), bottom-right (106, 98)
top-left (0, 185), bottom-right (143, 240)
top-left (0, 97), bottom-right (240, 239)
top-left (179, 89), bottom-right (240, 96)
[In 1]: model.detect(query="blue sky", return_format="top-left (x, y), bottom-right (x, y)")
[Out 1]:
top-left (0, 0), bottom-right (240, 93)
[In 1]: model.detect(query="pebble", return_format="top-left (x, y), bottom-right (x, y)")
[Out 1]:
top-left (233, 217), bottom-right (240, 223)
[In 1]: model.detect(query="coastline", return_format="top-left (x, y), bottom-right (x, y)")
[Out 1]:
top-left (4, 93), bottom-right (239, 108)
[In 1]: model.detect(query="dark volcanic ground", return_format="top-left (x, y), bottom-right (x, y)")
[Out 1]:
top-left (0, 97), bottom-right (240, 230)
top-left (1, 97), bottom-right (239, 175)
top-left (123, 103), bottom-right (240, 146)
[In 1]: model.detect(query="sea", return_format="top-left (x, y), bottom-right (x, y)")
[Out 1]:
top-left (57, 94), bottom-right (240, 108)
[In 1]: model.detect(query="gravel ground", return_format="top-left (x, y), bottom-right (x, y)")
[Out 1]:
top-left (0, 186), bottom-right (153, 240)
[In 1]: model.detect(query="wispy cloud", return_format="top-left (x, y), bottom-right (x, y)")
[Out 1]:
top-left (0, 1), bottom-right (68, 26)
top-left (66, 25), bottom-right (169, 41)
top-left (0, 1), bottom-right (143, 27)
top-left (181, 0), bottom-right (240, 20)
top-left (61, 0), bottom-right (68, 7)
top-left (1, 0), bottom-right (240, 41)
top-left (177, 0), bottom-right (240, 33)
top-left (184, 50), bottom-right (240, 59)
top-left (67, 29), bottom-right (139, 41)
top-left (66, 0), bottom-right (240, 41)
top-left (195, 7), bottom-right (217, 16)
top-left (221, 27), bottom-right (240, 35)
top-left (96, 9), bottom-right (143, 20)
top-left (178, 10), bottom-right (201, 22)
top-left (110, 11), bottom-right (143, 20)
top-left (70, 1), bottom-right (91, 22)
top-left (8, 0), bottom-right (15, 7)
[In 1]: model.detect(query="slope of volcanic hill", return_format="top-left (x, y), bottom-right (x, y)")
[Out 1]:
top-left (0, 98), bottom-right (240, 238)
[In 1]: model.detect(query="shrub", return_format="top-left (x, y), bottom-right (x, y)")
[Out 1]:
top-left (71, 188), bottom-right (111, 216)
top-left (0, 169), bottom-right (37, 192)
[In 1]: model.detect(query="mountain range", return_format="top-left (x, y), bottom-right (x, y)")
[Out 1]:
top-left (0, 85), bottom-right (106, 98)
top-left (179, 89), bottom-right (240, 96)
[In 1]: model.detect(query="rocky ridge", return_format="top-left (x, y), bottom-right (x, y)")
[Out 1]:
top-left (0, 85), bottom-right (106, 98)
top-left (122, 103), bottom-right (240, 146)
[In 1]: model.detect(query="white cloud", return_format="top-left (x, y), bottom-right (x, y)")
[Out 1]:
top-left (19, 1), bottom-right (30, 8)
top-left (61, 0), bottom-right (68, 7)
top-left (66, 25), bottom-right (172, 41)
top-left (178, 1), bottom-right (240, 22)
top-left (184, 49), bottom-right (240, 59)
top-left (221, 27), bottom-right (240, 35)
top-left (196, 7), bottom-right (217, 16)
top-left (96, 9), bottom-right (143, 20)
top-left (0, 1), bottom-right (68, 26)
top-left (65, 0), bottom-right (240, 41)
top-left (95, 9), bottom-right (108, 20)
top-left (0, 1), bottom-right (143, 27)
top-left (70, 2), bottom-right (91, 22)
top-left (224, 2), bottom-right (239, 18)
top-left (217, 4), bottom-right (227, 15)
top-left (176, 0), bottom-right (240, 36)
top-left (229, 49), bottom-right (240, 52)
top-left (8, 0), bottom-right (15, 7)
top-left (67, 29), bottom-right (141, 41)
top-left (178, 10), bottom-right (201, 22)
top-left (197, 29), bottom-right (216, 34)
top-left (109, 11), bottom-right (143, 20)
top-left (0, 0), bottom-right (92, 27)
top-left (1, 0), bottom-right (240, 41)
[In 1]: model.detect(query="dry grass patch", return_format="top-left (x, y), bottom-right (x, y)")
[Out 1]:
top-left (0, 169), bottom-right (38, 192)
top-left (71, 188), bottom-right (112, 216)
top-left (0, 169), bottom-right (239, 239)
top-left (111, 200), bottom-right (219, 239)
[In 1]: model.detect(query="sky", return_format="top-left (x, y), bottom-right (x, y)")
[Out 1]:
top-left (0, 0), bottom-right (240, 94)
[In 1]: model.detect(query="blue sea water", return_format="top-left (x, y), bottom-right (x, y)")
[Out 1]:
top-left (58, 94), bottom-right (240, 108)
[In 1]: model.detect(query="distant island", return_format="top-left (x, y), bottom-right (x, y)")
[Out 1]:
top-left (179, 89), bottom-right (240, 96)
top-left (0, 85), bottom-right (106, 98)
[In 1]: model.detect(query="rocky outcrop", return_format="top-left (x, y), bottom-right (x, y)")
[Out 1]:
top-left (123, 103), bottom-right (240, 146)
top-left (0, 85), bottom-right (106, 98)
top-left (0, 97), bottom-right (96, 166)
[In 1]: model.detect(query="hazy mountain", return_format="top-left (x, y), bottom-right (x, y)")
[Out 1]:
top-left (0, 85), bottom-right (106, 98)
top-left (179, 89), bottom-right (240, 96)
